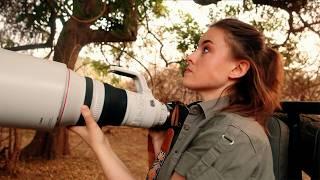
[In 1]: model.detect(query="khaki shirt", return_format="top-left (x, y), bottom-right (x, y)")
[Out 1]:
top-left (157, 97), bottom-right (275, 180)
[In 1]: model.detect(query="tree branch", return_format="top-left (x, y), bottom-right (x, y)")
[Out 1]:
top-left (89, 29), bottom-right (137, 43)
top-left (44, 48), bottom-right (54, 59)
top-left (5, 43), bottom-right (51, 51)
top-left (88, 0), bottom-right (137, 44)
top-left (298, 14), bottom-right (320, 37)
top-left (71, 1), bottom-right (108, 24)
top-left (292, 20), bottom-right (320, 33)
top-left (5, 0), bottom-right (57, 52)
top-left (168, 60), bottom-right (185, 66)
top-left (100, 44), bottom-right (113, 65)
top-left (115, 43), bottom-right (126, 66)
top-left (142, 3), bottom-right (169, 67)
top-left (105, 43), bottom-right (154, 86)
top-left (273, 11), bottom-right (293, 48)
top-left (194, 0), bottom-right (308, 12)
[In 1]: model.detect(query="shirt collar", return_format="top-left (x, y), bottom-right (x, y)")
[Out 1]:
top-left (197, 96), bottom-right (230, 119)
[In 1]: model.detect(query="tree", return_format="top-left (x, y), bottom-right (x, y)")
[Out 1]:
top-left (0, 0), bottom-right (319, 163)
top-left (172, 0), bottom-right (320, 100)
top-left (193, 0), bottom-right (320, 45)
top-left (0, 0), bottom-right (167, 160)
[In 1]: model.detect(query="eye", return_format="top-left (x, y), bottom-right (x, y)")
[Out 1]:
top-left (202, 46), bottom-right (209, 54)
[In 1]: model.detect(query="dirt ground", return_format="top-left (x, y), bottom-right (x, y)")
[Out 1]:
top-left (0, 127), bottom-right (149, 180)
top-left (0, 127), bottom-right (312, 180)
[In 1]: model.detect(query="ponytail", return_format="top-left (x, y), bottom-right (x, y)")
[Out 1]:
top-left (257, 47), bottom-right (284, 119)
top-left (211, 18), bottom-right (284, 126)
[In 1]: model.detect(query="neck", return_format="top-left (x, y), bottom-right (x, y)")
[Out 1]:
top-left (199, 84), bottom-right (232, 101)
top-left (200, 91), bottom-right (224, 101)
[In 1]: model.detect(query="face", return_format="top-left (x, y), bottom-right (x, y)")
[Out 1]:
top-left (183, 27), bottom-right (238, 100)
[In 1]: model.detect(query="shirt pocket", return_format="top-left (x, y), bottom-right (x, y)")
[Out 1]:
top-left (186, 125), bottom-right (241, 179)
top-left (190, 167), bottom-right (224, 180)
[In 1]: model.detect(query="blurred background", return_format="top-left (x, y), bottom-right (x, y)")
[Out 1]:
top-left (0, 0), bottom-right (318, 179)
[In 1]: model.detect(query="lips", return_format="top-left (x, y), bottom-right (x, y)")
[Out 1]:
top-left (183, 67), bottom-right (192, 76)
top-left (185, 67), bottom-right (192, 73)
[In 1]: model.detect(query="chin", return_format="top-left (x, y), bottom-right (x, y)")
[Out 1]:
top-left (182, 79), bottom-right (198, 90)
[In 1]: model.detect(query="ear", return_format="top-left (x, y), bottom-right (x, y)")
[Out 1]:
top-left (229, 60), bottom-right (250, 79)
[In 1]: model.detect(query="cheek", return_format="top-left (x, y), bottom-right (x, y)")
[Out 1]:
top-left (182, 72), bottom-right (198, 88)
top-left (203, 61), bottom-right (232, 84)
top-left (182, 57), bottom-right (233, 88)
top-left (207, 58), bottom-right (234, 77)
top-left (182, 69), bottom-right (210, 87)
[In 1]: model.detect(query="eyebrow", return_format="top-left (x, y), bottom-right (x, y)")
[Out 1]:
top-left (198, 39), bottom-right (214, 46)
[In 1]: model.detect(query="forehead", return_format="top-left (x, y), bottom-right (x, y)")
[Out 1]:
top-left (199, 27), bottom-right (227, 45)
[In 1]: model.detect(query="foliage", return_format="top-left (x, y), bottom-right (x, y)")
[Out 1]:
top-left (1, 1), bottom-right (319, 101)
top-left (0, 1), bottom-right (319, 175)
top-left (76, 57), bottom-right (121, 86)
top-left (167, 1), bottom-right (320, 100)
top-left (166, 12), bottom-right (202, 54)
top-left (0, 0), bottom-right (172, 167)
top-left (0, 0), bottom-right (167, 50)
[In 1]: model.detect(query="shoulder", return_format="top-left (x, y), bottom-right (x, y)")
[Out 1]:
top-left (174, 111), bottom-right (274, 179)
top-left (199, 111), bottom-right (270, 153)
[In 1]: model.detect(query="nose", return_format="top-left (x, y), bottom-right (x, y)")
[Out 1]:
top-left (186, 51), bottom-right (197, 64)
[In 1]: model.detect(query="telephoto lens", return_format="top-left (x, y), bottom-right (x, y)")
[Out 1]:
top-left (0, 48), bottom-right (172, 130)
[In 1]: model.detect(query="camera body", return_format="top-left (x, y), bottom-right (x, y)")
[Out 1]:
top-left (0, 48), bottom-right (171, 130)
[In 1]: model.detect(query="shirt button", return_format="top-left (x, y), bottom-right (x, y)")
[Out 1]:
top-left (183, 124), bottom-right (190, 130)
top-left (190, 108), bottom-right (198, 114)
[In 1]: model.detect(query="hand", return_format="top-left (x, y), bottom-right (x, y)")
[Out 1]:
top-left (148, 129), bottom-right (167, 156)
top-left (147, 128), bottom-right (174, 170)
top-left (68, 105), bottom-right (109, 151)
top-left (69, 106), bottom-right (134, 180)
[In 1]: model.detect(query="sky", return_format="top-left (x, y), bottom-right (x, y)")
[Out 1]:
top-left (26, 0), bottom-right (320, 74)
top-left (81, 0), bottom-right (320, 73)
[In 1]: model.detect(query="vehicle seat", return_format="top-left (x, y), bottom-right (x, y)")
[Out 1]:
top-left (267, 116), bottom-right (289, 180)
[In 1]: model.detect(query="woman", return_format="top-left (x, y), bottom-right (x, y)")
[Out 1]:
top-left (69, 18), bottom-right (283, 180)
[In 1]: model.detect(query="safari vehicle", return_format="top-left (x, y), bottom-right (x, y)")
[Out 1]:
top-left (270, 101), bottom-right (320, 180)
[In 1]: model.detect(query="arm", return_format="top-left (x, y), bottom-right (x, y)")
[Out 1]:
top-left (71, 106), bottom-right (187, 180)
top-left (94, 139), bottom-right (134, 180)
top-left (148, 129), bottom-right (167, 157)
top-left (68, 105), bottom-right (134, 180)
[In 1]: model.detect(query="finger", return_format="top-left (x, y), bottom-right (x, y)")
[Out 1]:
top-left (81, 105), bottom-right (98, 128)
top-left (68, 126), bottom-right (88, 138)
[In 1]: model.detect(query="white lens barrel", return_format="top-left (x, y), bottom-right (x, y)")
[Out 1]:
top-left (123, 90), bottom-right (169, 128)
top-left (90, 80), bottom-right (105, 122)
top-left (0, 48), bottom-right (68, 130)
top-left (57, 70), bottom-right (85, 126)
top-left (0, 48), bottom-right (169, 130)
top-left (59, 76), bottom-right (105, 126)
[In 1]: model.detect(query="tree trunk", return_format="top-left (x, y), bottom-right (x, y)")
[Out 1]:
top-left (4, 128), bottom-right (21, 174)
top-left (20, 128), bottom-right (69, 160)
top-left (20, 18), bottom-right (88, 160)
top-left (20, 0), bottom-right (138, 160)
